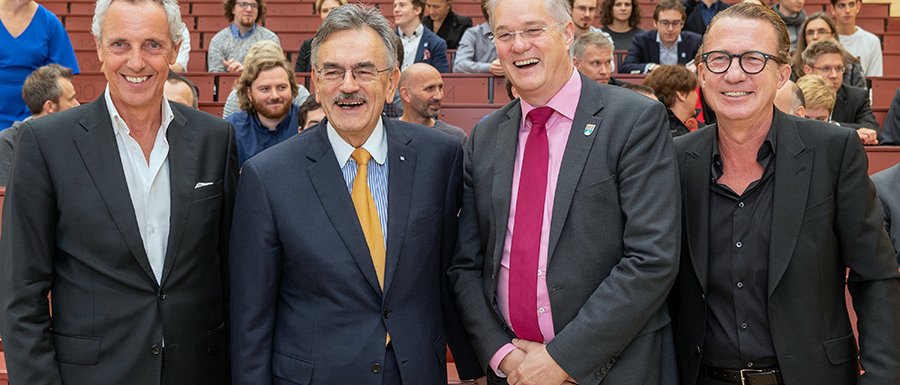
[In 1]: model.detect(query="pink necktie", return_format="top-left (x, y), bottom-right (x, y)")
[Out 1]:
top-left (508, 106), bottom-right (554, 342)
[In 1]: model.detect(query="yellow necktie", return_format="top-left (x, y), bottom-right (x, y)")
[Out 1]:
top-left (350, 148), bottom-right (386, 288)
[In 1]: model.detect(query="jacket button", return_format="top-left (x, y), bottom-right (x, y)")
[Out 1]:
top-left (371, 362), bottom-right (381, 373)
top-left (382, 308), bottom-right (391, 318)
top-left (158, 293), bottom-right (166, 301)
top-left (695, 345), bottom-right (701, 355)
top-left (150, 344), bottom-right (161, 355)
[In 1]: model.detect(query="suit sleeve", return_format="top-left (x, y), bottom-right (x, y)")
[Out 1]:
top-left (228, 160), bottom-right (281, 385)
top-left (429, 37), bottom-right (450, 73)
top-left (218, 122), bottom-right (239, 353)
top-left (0, 123), bottom-right (64, 385)
top-left (453, 29), bottom-right (489, 74)
top-left (880, 90), bottom-right (900, 145)
top-left (837, 91), bottom-right (878, 131)
top-left (835, 131), bottom-right (900, 385)
top-left (619, 37), bottom-right (650, 74)
top-left (207, 33), bottom-right (226, 72)
top-left (545, 101), bottom-right (681, 383)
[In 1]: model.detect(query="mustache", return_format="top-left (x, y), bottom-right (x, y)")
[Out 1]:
top-left (334, 93), bottom-right (367, 104)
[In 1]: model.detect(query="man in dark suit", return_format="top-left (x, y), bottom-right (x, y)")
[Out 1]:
top-left (449, 0), bottom-right (681, 383)
top-left (879, 89), bottom-right (900, 145)
top-left (872, 163), bottom-right (900, 266)
top-left (682, 0), bottom-right (729, 35)
top-left (229, 4), bottom-right (481, 384)
top-left (671, 4), bottom-right (900, 385)
top-left (620, 0), bottom-right (702, 74)
top-left (423, 0), bottom-right (473, 49)
top-left (0, 0), bottom-right (238, 384)
top-left (394, 0), bottom-right (450, 72)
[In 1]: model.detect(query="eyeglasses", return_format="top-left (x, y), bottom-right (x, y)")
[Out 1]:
top-left (235, 1), bottom-right (258, 9)
top-left (808, 64), bottom-right (845, 74)
top-left (488, 23), bottom-right (565, 44)
top-left (701, 50), bottom-right (781, 74)
top-left (657, 20), bottom-right (683, 29)
top-left (805, 28), bottom-right (833, 37)
top-left (315, 65), bottom-right (392, 84)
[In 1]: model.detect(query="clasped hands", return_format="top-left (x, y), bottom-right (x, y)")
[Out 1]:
top-left (499, 339), bottom-right (577, 385)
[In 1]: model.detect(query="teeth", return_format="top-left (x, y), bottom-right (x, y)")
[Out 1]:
top-left (723, 91), bottom-right (750, 97)
top-left (514, 58), bottom-right (540, 67)
top-left (125, 76), bottom-right (149, 84)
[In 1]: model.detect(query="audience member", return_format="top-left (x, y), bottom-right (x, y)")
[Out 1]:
top-left (772, 0), bottom-right (806, 50)
top-left (644, 64), bottom-right (699, 136)
top-left (226, 51), bottom-right (301, 165)
top-left (207, 0), bottom-right (280, 73)
top-left (423, 0), bottom-right (473, 49)
top-left (572, 31), bottom-right (617, 85)
top-left (801, 39), bottom-right (877, 144)
top-left (450, 0), bottom-right (680, 383)
top-left (600, 0), bottom-right (644, 52)
top-left (453, 0), bottom-right (502, 75)
top-left (872, 163), bottom-right (900, 266)
top-left (831, 0), bottom-right (882, 77)
top-left (0, 0), bottom-right (79, 129)
top-left (792, 12), bottom-right (864, 89)
top-left (683, 0), bottom-right (730, 35)
top-left (384, 33), bottom-right (406, 118)
top-left (399, 63), bottom-right (467, 144)
top-left (671, 5), bottom-right (900, 385)
top-left (773, 79), bottom-right (806, 117)
top-left (621, 82), bottom-right (660, 100)
top-left (0, 0), bottom-right (238, 383)
top-left (394, 0), bottom-right (449, 72)
top-left (0, 64), bottom-right (78, 185)
top-left (880, 89), bottom-right (900, 145)
top-left (223, 40), bottom-right (309, 118)
top-left (796, 73), bottom-right (835, 121)
top-left (620, 0), bottom-right (702, 74)
top-left (229, 5), bottom-right (483, 383)
top-left (164, 70), bottom-right (199, 108)
top-left (295, 0), bottom-right (347, 73)
top-left (296, 96), bottom-right (323, 131)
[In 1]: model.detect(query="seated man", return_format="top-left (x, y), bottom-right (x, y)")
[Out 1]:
top-left (801, 39), bottom-right (877, 144)
top-left (453, 0), bottom-right (502, 75)
top-left (423, 0), bottom-right (472, 49)
top-left (832, 0), bottom-right (882, 77)
top-left (620, 0), bottom-right (702, 74)
top-left (796, 74), bottom-right (836, 122)
top-left (207, 0), bottom-right (280, 73)
top-left (223, 41), bottom-right (310, 118)
top-left (394, 0), bottom-right (449, 72)
top-left (226, 51), bottom-right (301, 165)
top-left (297, 96), bottom-right (324, 132)
top-left (164, 71), bottom-right (199, 108)
top-left (880, 89), bottom-right (900, 145)
top-left (643, 64), bottom-right (699, 136)
top-left (773, 79), bottom-right (807, 117)
top-left (872, 163), bottom-right (900, 266)
top-left (572, 31), bottom-right (617, 85)
top-left (398, 63), bottom-right (467, 144)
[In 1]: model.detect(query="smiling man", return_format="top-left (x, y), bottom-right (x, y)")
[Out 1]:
top-left (0, 0), bottom-right (238, 384)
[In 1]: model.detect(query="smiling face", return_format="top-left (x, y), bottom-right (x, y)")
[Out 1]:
top-left (96, 0), bottom-right (178, 117)
top-left (248, 66), bottom-right (293, 120)
top-left (393, 0), bottom-right (422, 29)
top-left (233, 0), bottom-right (260, 28)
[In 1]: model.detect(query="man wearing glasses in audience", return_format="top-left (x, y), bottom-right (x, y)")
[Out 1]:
top-left (207, 0), bottom-right (280, 73)
top-left (670, 4), bottom-right (900, 385)
top-left (620, 0), bottom-right (702, 74)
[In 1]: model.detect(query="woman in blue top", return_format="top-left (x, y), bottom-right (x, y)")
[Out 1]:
top-left (0, 0), bottom-right (80, 129)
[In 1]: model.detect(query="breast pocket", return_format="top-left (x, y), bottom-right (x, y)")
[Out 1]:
top-left (192, 180), bottom-right (223, 201)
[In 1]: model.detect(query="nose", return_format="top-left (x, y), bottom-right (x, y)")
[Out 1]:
top-left (339, 71), bottom-right (361, 93)
top-left (125, 46), bottom-right (145, 72)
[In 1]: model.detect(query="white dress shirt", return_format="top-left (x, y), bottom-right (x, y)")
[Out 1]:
top-left (399, 24), bottom-right (424, 71)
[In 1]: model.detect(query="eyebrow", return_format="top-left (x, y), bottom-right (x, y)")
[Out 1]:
top-left (320, 61), bottom-right (379, 69)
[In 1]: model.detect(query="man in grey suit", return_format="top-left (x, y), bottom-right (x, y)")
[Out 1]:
top-left (0, 0), bottom-right (238, 384)
top-left (872, 163), bottom-right (900, 266)
top-left (448, 0), bottom-right (681, 383)
top-left (670, 4), bottom-right (900, 385)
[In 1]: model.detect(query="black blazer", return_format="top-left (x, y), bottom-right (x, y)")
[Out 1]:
top-left (0, 97), bottom-right (238, 385)
top-left (619, 30), bottom-right (703, 74)
top-left (879, 88), bottom-right (900, 144)
top-left (682, 0), bottom-right (729, 35)
top-left (423, 10), bottom-right (472, 50)
top-left (872, 163), bottom-right (900, 266)
top-left (670, 110), bottom-right (900, 385)
top-left (831, 83), bottom-right (878, 130)
top-left (294, 37), bottom-right (313, 73)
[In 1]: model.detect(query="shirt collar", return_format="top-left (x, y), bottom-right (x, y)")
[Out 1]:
top-left (229, 22), bottom-right (257, 39)
top-left (519, 67), bottom-right (580, 124)
top-left (104, 85), bottom-right (174, 138)
top-left (656, 31), bottom-right (683, 45)
top-left (712, 116), bottom-right (778, 162)
top-left (327, 116), bottom-right (388, 168)
top-left (399, 24), bottom-right (424, 38)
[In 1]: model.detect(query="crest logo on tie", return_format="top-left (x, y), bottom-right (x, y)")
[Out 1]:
top-left (583, 124), bottom-right (596, 136)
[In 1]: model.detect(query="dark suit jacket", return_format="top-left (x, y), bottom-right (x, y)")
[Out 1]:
top-left (449, 74), bottom-right (681, 384)
top-left (423, 10), bottom-right (472, 50)
top-left (619, 30), bottom-right (702, 74)
top-left (682, 0), bottom-right (729, 35)
top-left (831, 83), bottom-right (878, 131)
top-left (0, 97), bottom-right (238, 385)
top-left (229, 118), bottom-right (481, 384)
top-left (671, 110), bottom-right (900, 385)
top-left (879, 89), bottom-right (900, 144)
top-left (409, 27), bottom-right (450, 73)
top-left (294, 37), bottom-right (313, 73)
top-left (872, 163), bottom-right (900, 266)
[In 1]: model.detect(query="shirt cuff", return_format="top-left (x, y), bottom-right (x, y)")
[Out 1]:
top-left (489, 343), bottom-right (518, 378)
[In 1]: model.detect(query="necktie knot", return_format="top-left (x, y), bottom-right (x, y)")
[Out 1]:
top-left (527, 107), bottom-right (555, 129)
top-left (352, 148), bottom-right (371, 166)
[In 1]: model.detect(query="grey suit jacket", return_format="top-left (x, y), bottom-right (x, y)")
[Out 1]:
top-left (449, 73), bottom-right (681, 384)
top-left (671, 110), bottom-right (900, 385)
top-left (0, 97), bottom-right (238, 385)
top-left (872, 163), bottom-right (900, 266)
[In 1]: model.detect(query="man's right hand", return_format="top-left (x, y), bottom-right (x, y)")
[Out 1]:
top-left (223, 58), bottom-right (244, 74)
top-left (499, 347), bottom-right (526, 376)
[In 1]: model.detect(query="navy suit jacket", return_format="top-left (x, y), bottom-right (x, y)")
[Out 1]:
top-left (682, 0), bottom-right (729, 35)
top-left (229, 117), bottom-right (481, 384)
top-left (619, 30), bottom-right (702, 74)
top-left (410, 27), bottom-right (450, 73)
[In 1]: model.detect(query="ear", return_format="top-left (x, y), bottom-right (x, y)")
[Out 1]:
top-left (399, 86), bottom-right (411, 103)
top-left (796, 105), bottom-right (807, 118)
top-left (42, 100), bottom-right (57, 115)
top-left (802, 64), bottom-right (812, 76)
top-left (562, 21), bottom-right (576, 51)
top-left (776, 62), bottom-right (791, 88)
top-left (170, 40), bottom-right (182, 66)
top-left (675, 90), bottom-right (689, 102)
top-left (385, 67), bottom-right (401, 100)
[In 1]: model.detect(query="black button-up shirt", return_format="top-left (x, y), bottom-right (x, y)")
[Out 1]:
top-left (702, 128), bottom-right (779, 369)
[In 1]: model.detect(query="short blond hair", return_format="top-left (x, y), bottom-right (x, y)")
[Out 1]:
top-left (796, 74), bottom-right (835, 112)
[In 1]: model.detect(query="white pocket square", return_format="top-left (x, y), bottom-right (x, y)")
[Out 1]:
top-left (194, 182), bottom-right (214, 189)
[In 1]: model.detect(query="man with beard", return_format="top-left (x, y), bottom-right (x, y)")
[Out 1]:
top-left (207, 0), bottom-right (280, 73)
top-left (226, 51), bottom-right (300, 165)
top-left (398, 63), bottom-right (466, 145)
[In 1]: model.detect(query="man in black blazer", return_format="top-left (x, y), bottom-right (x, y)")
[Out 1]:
top-left (872, 163), bottom-right (900, 266)
top-left (0, 0), bottom-right (238, 384)
top-left (423, 0), bottom-right (473, 49)
top-left (620, 0), bottom-right (702, 74)
top-left (229, 5), bottom-right (482, 384)
top-left (672, 4), bottom-right (900, 385)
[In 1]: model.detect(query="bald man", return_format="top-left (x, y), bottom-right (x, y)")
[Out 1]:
top-left (399, 63), bottom-right (467, 144)
top-left (774, 79), bottom-right (806, 117)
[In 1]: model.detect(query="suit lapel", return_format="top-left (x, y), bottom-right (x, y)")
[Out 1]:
top-left (160, 107), bottom-right (198, 285)
top-left (767, 112), bottom-right (811, 297)
top-left (383, 120), bottom-right (415, 295)
top-left (73, 97), bottom-right (157, 287)
top-left (682, 126), bottom-right (715, 291)
top-left (306, 123), bottom-right (383, 294)
top-left (491, 103), bottom-right (522, 280)
top-left (547, 81), bottom-right (602, 262)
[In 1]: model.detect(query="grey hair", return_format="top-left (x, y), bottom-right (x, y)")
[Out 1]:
top-left (485, 0), bottom-right (571, 29)
top-left (572, 31), bottom-right (614, 59)
top-left (92, 0), bottom-right (185, 47)
top-left (310, 4), bottom-right (397, 70)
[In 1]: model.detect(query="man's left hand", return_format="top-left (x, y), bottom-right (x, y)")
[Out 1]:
top-left (506, 339), bottom-right (570, 385)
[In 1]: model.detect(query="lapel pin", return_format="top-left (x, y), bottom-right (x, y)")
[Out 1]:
top-left (583, 124), bottom-right (596, 136)
top-left (399, 156), bottom-right (406, 162)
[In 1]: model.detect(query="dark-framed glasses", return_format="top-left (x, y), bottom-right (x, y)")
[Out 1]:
top-left (315, 66), bottom-right (392, 84)
top-left (701, 50), bottom-right (780, 74)
top-left (235, 2), bottom-right (258, 9)
top-left (488, 22), bottom-right (565, 44)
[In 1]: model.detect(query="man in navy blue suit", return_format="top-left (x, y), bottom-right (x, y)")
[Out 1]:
top-left (393, 0), bottom-right (450, 72)
top-left (619, 0), bottom-right (702, 74)
top-left (228, 4), bottom-right (481, 384)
